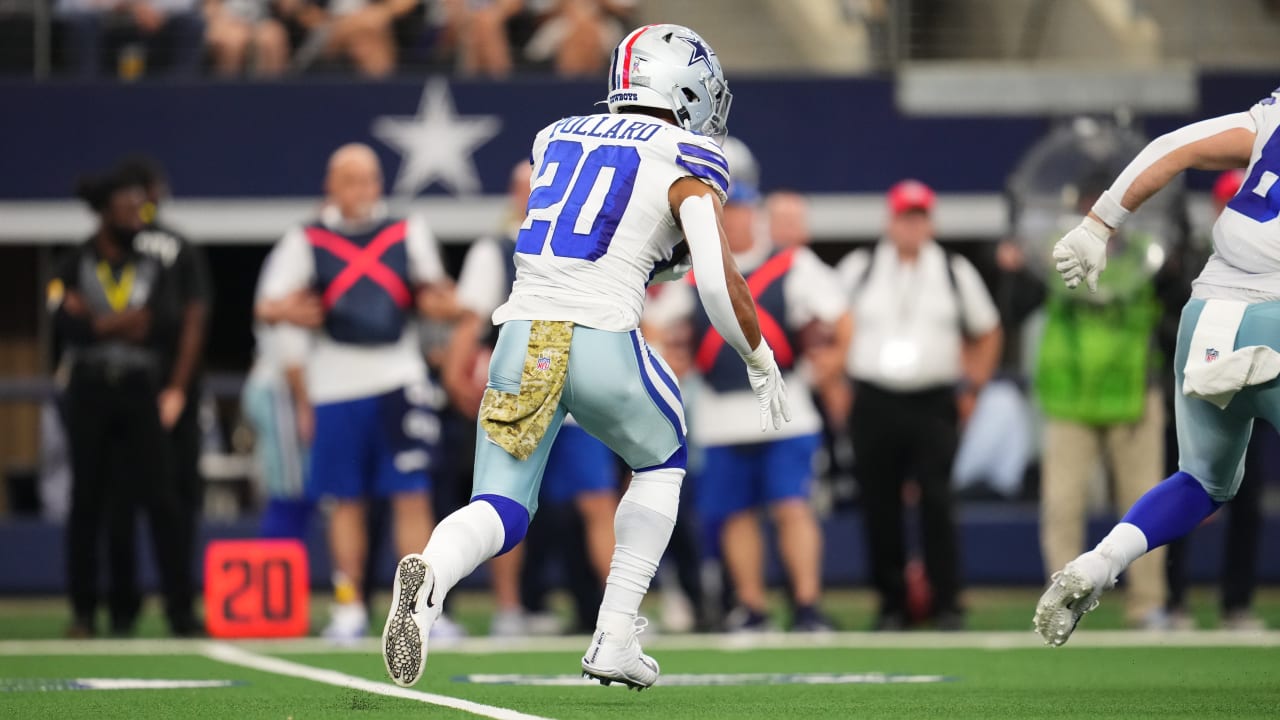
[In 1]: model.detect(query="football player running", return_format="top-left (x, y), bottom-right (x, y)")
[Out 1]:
top-left (1036, 87), bottom-right (1280, 645)
top-left (381, 24), bottom-right (791, 689)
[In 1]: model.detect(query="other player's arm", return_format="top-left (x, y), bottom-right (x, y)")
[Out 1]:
top-left (669, 177), bottom-right (791, 430)
top-left (441, 310), bottom-right (485, 417)
top-left (1056, 113), bottom-right (1256, 291)
top-left (442, 239), bottom-right (506, 417)
top-left (406, 214), bottom-right (462, 321)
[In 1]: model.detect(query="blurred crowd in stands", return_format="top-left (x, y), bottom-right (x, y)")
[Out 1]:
top-left (0, 0), bottom-right (637, 78)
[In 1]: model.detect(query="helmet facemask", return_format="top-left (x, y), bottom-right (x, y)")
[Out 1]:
top-left (664, 72), bottom-right (732, 143)
top-left (700, 73), bottom-right (732, 143)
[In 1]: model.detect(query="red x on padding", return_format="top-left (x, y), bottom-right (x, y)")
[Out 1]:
top-left (305, 222), bottom-right (412, 310)
top-left (693, 247), bottom-right (796, 373)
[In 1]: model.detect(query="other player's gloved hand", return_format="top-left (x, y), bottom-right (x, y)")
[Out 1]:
top-left (649, 241), bottom-right (692, 284)
top-left (1052, 216), bottom-right (1111, 293)
top-left (743, 340), bottom-right (792, 431)
top-left (649, 258), bottom-right (692, 284)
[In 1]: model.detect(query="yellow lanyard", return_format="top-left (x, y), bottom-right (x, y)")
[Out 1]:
top-left (95, 261), bottom-right (136, 312)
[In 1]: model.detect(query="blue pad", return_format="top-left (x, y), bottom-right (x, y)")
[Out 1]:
top-left (475, 494), bottom-right (531, 555)
top-left (1121, 471), bottom-right (1223, 550)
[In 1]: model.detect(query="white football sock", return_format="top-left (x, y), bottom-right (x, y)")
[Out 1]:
top-left (421, 501), bottom-right (506, 598)
top-left (596, 468), bottom-right (683, 640)
top-left (1094, 522), bottom-right (1150, 580)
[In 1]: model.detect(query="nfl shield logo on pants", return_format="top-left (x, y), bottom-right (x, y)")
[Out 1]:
top-left (536, 355), bottom-right (551, 371)
top-left (1205, 348), bottom-right (1220, 363)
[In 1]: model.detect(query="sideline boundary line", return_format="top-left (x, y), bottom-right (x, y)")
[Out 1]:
top-left (2, 630), bottom-right (1280, 657)
top-left (201, 642), bottom-right (554, 720)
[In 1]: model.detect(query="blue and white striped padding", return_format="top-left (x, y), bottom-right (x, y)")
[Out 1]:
top-left (675, 142), bottom-right (730, 196)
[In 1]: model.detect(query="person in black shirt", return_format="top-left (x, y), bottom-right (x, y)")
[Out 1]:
top-left (53, 170), bottom-right (194, 637)
top-left (116, 156), bottom-right (211, 632)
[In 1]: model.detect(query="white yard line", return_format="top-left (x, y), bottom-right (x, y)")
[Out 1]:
top-left (201, 643), bottom-right (555, 720)
top-left (2, 630), bottom-right (1279, 657)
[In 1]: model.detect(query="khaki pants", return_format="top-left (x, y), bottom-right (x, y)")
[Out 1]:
top-left (1040, 388), bottom-right (1166, 624)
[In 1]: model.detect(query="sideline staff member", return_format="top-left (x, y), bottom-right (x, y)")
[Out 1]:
top-left (838, 179), bottom-right (1002, 630)
top-left (52, 170), bottom-right (195, 636)
top-left (116, 156), bottom-right (210, 630)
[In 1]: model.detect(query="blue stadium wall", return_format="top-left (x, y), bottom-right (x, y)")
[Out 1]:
top-left (3, 510), bottom-right (1280, 594)
top-left (1, 72), bottom-right (1275, 201)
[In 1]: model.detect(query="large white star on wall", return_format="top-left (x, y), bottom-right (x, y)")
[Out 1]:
top-left (372, 78), bottom-right (502, 197)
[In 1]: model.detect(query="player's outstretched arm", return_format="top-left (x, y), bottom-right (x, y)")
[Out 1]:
top-left (669, 177), bottom-right (792, 430)
top-left (1055, 113), bottom-right (1256, 292)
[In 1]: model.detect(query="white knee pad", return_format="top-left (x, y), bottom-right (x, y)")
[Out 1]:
top-left (621, 467), bottom-right (684, 523)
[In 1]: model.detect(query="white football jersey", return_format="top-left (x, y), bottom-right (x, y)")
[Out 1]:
top-left (1197, 90), bottom-right (1280, 300)
top-left (492, 112), bottom-right (729, 332)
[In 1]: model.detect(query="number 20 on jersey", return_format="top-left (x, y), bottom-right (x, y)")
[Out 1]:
top-left (516, 140), bottom-right (641, 261)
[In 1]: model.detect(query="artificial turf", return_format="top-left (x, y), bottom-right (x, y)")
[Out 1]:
top-left (3, 588), bottom-right (1279, 719)
top-left (2, 642), bottom-right (1278, 720)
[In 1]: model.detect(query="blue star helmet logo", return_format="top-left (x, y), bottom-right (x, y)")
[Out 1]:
top-left (681, 35), bottom-right (715, 74)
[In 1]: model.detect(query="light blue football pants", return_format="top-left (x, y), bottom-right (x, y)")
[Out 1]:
top-left (1175, 298), bottom-right (1280, 501)
top-left (471, 320), bottom-right (687, 515)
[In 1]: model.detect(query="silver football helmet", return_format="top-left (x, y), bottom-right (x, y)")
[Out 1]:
top-left (605, 24), bottom-right (732, 141)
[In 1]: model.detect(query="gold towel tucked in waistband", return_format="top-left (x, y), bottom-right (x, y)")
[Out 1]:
top-left (479, 320), bottom-right (574, 460)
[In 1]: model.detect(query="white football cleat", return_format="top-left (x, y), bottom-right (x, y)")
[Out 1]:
top-left (1034, 551), bottom-right (1114, 647)
top-left (382, 554), bottom-right (442, 687)
top-left (581, 617), bottom-right (660, 690)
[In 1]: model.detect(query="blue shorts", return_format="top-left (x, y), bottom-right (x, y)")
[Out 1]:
top-left (696, 433), bottom-right (821, 522)
top-left (471, 321), bottom-right (686, 515)
top-left (1176, 298), bottom-right (1280, 501)
top-left (541, 423), bottom-right (618, 505)
top-left (309, 385), bottom-right (438, 500)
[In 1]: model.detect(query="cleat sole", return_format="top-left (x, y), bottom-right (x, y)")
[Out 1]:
top-left (382, 556), bottom-right (429, 687)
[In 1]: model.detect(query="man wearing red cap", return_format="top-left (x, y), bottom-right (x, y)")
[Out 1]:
top-left (837, 179), bottom-right (1002, 630)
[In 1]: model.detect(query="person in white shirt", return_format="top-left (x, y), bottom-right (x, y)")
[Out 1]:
top-left (837, 179), bottom-right (1002, 631)
top-left (256, 143), bottom-right (455, 642)
top-left (646, 139), bottom-right (851, 633)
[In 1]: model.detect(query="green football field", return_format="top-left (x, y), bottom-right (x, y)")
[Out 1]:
top-left (2, 634), bottom-right (1279, 719)
top-left (3, 589), bottom-right (1280, 719)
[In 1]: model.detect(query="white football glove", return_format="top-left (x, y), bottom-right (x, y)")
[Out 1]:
top-left (743, 341), bottom-right (792, 431)
top-left (1052, 216), bottom-right (1110, 293)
